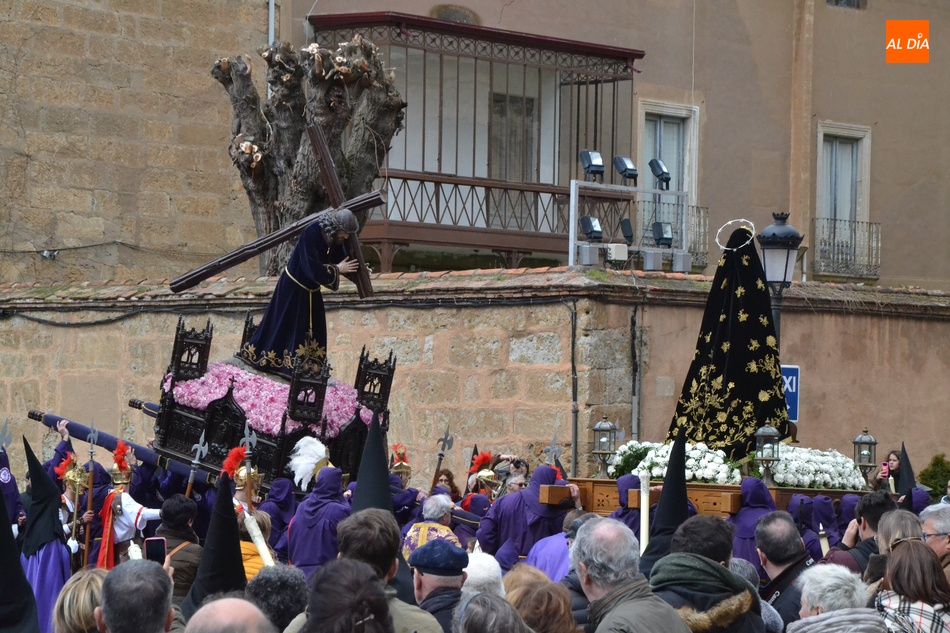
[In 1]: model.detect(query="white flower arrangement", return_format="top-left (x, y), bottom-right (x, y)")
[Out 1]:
top-left (768, 446), bottom-right (866, 490)
top-left (610, 440), bottom-right (742, 485)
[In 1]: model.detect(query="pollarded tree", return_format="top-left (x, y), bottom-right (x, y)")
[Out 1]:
top-left (212, 36), bottom-right (405, 274)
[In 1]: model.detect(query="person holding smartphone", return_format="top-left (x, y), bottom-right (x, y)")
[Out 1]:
top-left (867, 450), bottom-right (901, 492)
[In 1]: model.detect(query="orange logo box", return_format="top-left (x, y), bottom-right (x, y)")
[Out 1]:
top-left (886, 20), bottom-right (930, 64)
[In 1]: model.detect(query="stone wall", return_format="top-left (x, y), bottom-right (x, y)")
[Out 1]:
top-left (1, 268), bottom-right (948, 493)
top-left (0, 0), bottom-right (267, 284)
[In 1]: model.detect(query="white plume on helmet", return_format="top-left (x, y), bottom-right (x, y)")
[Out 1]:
top-left (288, 436), bottom-right (329, 489)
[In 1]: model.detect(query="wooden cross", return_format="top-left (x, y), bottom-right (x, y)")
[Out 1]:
top-left (169, 126), bottom-right (379, 297)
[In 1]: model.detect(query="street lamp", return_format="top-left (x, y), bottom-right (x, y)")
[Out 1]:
top-left (592, 415), bottom-right (618, 478)
top-left (756, 213), bottom-right (804, 347)
top-left (852, 427), bottom-right (878, 480)
top-left (754, 423), bottom-right (782, 487)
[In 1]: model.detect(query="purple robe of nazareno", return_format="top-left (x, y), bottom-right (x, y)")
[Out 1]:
top-left (475, 465), bottom-right (566, 571)
top-left (288, 467), bottom-right (350, 579)
top-left (258, 478), bottom-right (297, 547)
top-left (607, 474), bottom-right (642, 539)
top-left (41, 439), bottom-right (74, 491)
top-left (787, 493), bottom-right (823, 563)
top-left (21, 541), bottom-right (70, 633)
top-left (390, 474), bottom-right (422, 527)
top-left (454, 493), bottom-right (490, 550)
top-left (836, 493), bottom-right (861, 535)
top-left (1, 448), bottom-right (24, 523)
top-left (525, 532), bottom-right (570, 582)
top-left (727, 477), bottom-right (777, 580)
top-left (130, 461), bottom-right (163, 538)
top-left (258, 477), bottom-right (297, 561)
top-left (811, 494), bottom-right (841, 547)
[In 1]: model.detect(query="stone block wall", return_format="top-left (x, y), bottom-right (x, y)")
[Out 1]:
top-left (1, 269), bottom-right (948, 496)
top-left (0, 0), bottom-right (267, 284)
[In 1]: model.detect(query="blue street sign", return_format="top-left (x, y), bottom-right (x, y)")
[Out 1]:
top-left (781, 365), bottom-right (800, 423)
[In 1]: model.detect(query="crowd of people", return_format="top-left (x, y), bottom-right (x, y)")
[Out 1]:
top-left (4, 420), bottom-right (950, 633)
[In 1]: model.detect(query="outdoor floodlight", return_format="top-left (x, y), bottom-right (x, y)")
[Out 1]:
top-left (619, 218), bottom-right (634, 246)
top-left (651, 222), bottom-right (673, 248)
top-left (580, 150), bottom-right (605, 182)
top-left (649, 158), bottom-right (671, 190)
top-left (613, 155), bottom-right (638, 187)
top-left (580, 216), bottom-right (603, 242)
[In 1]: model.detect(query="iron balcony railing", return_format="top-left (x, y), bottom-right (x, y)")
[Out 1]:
top-left (372, 170), bottom-right (708, 267)
top-left (811, 217), bottom-right (881, 278)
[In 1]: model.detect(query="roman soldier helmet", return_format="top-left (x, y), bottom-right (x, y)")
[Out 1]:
top-left (467, 451), bottom-right (501, 500)
top-left (54, 452), bottom-right (88, 492)
top-left (287, 436), bottom-right (332, 490)
top-left (390, 444), bottom-right (412, 487)
top-left (222, 446), bottom-right (260, 491)
top-left (109, 440), bottom-right (132, 485)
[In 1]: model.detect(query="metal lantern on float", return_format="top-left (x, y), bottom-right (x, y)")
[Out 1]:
top-left (754, 423), bottom-right (782, 487)
top-left (852, 427), bottom-right (878, 479)
top-left (592, 415), bottom-right (618, 479)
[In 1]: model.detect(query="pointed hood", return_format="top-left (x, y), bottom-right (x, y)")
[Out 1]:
top-left (639, 426), bottom-right (689, 578)
top-left (21, 437), bottom-right (66, 557)
top-left (351, 412), bottom-right (393, 514)
top-left (350, 412), bottom-right (416, 604)
top-left (0, 491), bottom-right (38, 633)
top-left (896, 443), bottom-right (917, 511)
top-left (666, 227), bottom-right (790, 460)
top-left (180, 473), bottom-right (247, 620)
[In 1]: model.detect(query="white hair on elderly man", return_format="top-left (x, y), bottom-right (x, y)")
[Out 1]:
top-left (795, 563), bottom-right (867, 615)
top-left (422, 494), bottom-right (455, 521)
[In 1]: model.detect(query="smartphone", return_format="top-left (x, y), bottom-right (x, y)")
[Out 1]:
top-left (144, 537), bottom-right (166, 563)
top-left (881, 462), bottom-right (890, 478)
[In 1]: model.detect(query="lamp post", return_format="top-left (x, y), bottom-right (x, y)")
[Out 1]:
top-left (754, 424), bottom-right (782, 487)
top-left (852, 427), bottom-right (878, 481)
top-left (756, 213), bottom-right (804, 347)
top-left (592, 415), bottom-right (618, 479)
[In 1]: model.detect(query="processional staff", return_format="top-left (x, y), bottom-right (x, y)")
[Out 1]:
top-left (431, 427), bottom-right (453, 491)
top-left (185, 431), bottom-right (209, 499)
top-left (83, 421), bottom-right (98, 567)
top-left (241, 422), bottom-right (258, 513)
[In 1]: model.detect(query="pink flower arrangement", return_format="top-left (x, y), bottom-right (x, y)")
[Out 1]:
top-left (165, 362), bottom-right (372, 439)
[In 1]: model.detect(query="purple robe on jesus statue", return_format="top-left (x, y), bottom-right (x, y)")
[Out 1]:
top-left (476, 465), bottom-right (566, 572)
top-left (287, 467), bottom-right (350, 580)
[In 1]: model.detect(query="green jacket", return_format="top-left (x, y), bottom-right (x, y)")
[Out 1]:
top-left (589, 574), bottom-right (693, 633)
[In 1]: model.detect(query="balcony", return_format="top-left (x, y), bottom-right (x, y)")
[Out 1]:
top-left (811, 217), bottom-right (881, 279)
top-left (362, 171), bottom-right (708, 270)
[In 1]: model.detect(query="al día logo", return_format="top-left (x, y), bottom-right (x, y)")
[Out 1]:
top-left (886, 20), bottom-right (929, 64)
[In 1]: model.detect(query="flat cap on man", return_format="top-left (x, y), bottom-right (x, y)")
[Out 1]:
top-left (407, 538), bottom-right (469, 576)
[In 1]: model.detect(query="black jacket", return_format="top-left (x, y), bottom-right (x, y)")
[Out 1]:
top-left (760, 553), bottom-right (814, 630)
top-left (561, 570), bottom-right (591, 631)
top-left (418, 586), bottom-right (461, 633)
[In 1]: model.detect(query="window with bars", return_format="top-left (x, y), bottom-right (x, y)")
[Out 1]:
top-left (826, 0), bottom-right (866, 9)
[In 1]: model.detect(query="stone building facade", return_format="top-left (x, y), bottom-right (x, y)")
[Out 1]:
top-left (2, 268), bottom-right (947, 488)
